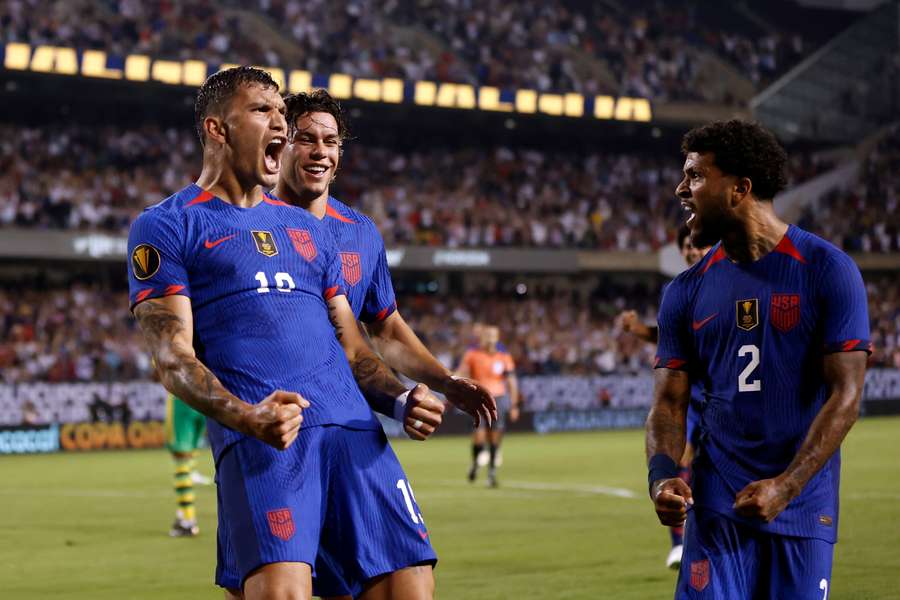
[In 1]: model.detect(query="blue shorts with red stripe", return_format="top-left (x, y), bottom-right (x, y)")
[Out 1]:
top-left (676, 506), bottom-right (834, 599)
top-left (215, 425), bottom-right (437, 596)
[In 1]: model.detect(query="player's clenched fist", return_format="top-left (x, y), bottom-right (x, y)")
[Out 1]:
top-left (651, 477), bottom-right (694, 527)
top-left (403, 383), bottom-right (445, 441)
top-left (242, 390), bottom-right (310, 450)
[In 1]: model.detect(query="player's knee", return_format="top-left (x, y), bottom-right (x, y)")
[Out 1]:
top-left (401, 565), bottom-right (435, 600)
top-left (243, 563), bottom-right (312, 600)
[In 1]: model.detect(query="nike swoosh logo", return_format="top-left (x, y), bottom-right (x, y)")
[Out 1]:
top-left (418, 530), bottom-right (429, 540)
top-left (692, 313), bottom-right (718, 331)
top-left (204, 234), bottom-right (236, 249)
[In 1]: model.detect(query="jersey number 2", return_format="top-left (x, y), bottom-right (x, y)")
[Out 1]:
top-left (738, 344), bottom-right (761, 392)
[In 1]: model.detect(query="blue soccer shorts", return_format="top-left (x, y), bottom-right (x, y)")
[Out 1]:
top-left (676, 507), bottom-right (834, 599)
top-left (215, 425), bottom-right (437, 597)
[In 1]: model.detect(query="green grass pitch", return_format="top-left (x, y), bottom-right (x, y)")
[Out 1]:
top-left (1, 416), bottom-right (898, 599)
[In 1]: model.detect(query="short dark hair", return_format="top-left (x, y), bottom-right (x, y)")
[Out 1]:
top-left (681, 120), bottom-right (788, 200)
top-left (194, 66), bottom-right (279, 146)
top-left (284, 89), bottom-right (351, 143)
top-left (677, 224), bottom-right (691, 249)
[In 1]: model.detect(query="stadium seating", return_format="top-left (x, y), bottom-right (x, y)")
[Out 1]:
top-left (0, 0), bottom-right (841, 101)
top-left (0, 122), bottom-right (864, 251)
top-left (3, 275), bottom-right (897, 387)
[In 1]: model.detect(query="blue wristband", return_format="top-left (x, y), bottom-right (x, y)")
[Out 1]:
top-left (647, 454), bottom-right (679, 496)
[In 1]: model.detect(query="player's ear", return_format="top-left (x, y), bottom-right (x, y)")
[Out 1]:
top-left (732, 177), bottom-right (753, 206)
top-left (204, 115), bottom-right (227, 146)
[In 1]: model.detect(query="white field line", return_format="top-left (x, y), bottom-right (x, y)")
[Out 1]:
top-left (436, 479), bottom-right (638, 499)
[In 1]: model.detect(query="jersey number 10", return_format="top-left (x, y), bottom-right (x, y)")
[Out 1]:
top-left (738, 344), bottom-right (761, 392)
top-left (255, 271), bottom-right (296, 294)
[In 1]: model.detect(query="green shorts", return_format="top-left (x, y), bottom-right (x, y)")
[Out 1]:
top-left (165, 394), bottom-right (207, 453)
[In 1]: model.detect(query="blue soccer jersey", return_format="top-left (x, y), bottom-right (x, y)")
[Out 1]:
top-left (127, 184), bottom-right (381, 461)
top-left (655, 225), bottom-right (870, 542)
top-left (321, 197), bottom-right (397, 323)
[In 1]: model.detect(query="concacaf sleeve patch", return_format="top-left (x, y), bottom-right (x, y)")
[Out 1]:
top-left (131, 243), bottom-right (161, 280)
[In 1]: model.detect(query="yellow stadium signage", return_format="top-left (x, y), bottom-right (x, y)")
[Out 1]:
top-left (2, 42), bottom-right (651, 122)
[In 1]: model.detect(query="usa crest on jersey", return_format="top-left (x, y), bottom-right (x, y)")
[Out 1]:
top-left (340, 252), bottom-right (362, 286)
top-left (266, 508), bottom-right (295, 541)
top-left (770, 293), bottom-right (801, 332)
top-left (286, 228), bottom-right (317, 262)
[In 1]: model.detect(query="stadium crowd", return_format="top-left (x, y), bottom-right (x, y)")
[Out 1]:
top-left (1, 0), bottom-right (817, 101)
top-left (0, 123), bottom-right (849, 251)
top-left (2, 276), bottom-right (898, 387)
top-left (798, 124), bottom-right (900, 253)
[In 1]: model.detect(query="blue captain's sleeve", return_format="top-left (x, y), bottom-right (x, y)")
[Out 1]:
top-left (819, 250), bottom-right (871, 354)
top-left (654, 276), bottom-right (692, 371)
top-left (360, 231), bottom-right (397, 323)
top-left (127, 207), bottom-right (190, 310)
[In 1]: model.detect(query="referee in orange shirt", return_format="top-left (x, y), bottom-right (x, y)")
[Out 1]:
top-left (456, 325), bottom-right (520, 487)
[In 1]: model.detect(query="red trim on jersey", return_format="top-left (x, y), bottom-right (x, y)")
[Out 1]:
top-left (135, 289), bottom-right (154, 303)
top-left (841, 339), bottom-right (861, 352)
top-left (700, 246), bottom-right (727, 275)
top-left (326, 203), bottom-right (355, 223)
top-left (323, 286), bottom-right (340, 300)
top-left (164, 284), bottom-right (186, 296)
top-left (373, 303), bottom-right (395, 322)
top-left (773, 235), bottom-right (807, 263)
top-left (263, 196), bottom-right (291, 207)
top-left (186, 190), bottom-right (214, 207)
top-left (665, 358), bottom-right (687, 369)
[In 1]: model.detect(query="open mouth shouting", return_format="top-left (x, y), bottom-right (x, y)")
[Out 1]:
top-left (681, 200), bottom-right (696, 226)
top-left (264, 136), bottom-right (287, 174)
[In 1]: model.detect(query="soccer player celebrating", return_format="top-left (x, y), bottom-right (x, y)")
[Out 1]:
top-left (272, 90), bottom-right (497, 429)
top-left (619, 225), bottom-right (710, 569)
top-left (457, 325), bottom-right (520, 488)
top-left (646, 120), bottom-right (870, 598)
top-left (129, 67), bottom-right (442, 600)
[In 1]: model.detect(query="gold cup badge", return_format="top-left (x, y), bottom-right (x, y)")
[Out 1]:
top-left (736, 298), bottom-right (759, 331)
top-left (131, 244), bottom-right (161, 280)
top-left (252, 230), bottom-right (278, 257)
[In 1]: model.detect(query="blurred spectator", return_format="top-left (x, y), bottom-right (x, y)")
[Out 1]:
top-left (0, 274), bottom-right (896, 385)
top-left (0, 0), bottom-right (819, 102)
top-left (798, 124), bottom-right (900, 252)
top-left (1, 123), bottom-right (852, 251)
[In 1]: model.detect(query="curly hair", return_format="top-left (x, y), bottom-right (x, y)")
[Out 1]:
top-left (681, 120), bottom-right (788, 200)
top-left (194, 66), bottom-right (279, 146)
top-left (283, 89), bottom-right (351, 145)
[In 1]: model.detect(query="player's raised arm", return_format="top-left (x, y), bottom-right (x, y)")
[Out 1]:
top-left (134, 296), bottom-right (308, 450)
top-left (367, 312), bottom-right (498, 427)
top-left (327, 295), bottom-right (445, 441)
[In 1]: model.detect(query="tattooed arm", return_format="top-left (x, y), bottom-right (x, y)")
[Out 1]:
top-left (645, 367), bottom-right (693, 526)
top-left (134, 296), bottom-right (307, 450)
top-left (733, 351), bottom-right (866, 522)
top-left (326, 295), bottom-right (444, 440)
top-left (367, 312), bottom-right (496, 426)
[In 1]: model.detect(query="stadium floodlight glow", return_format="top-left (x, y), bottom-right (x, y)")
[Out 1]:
top-left (1, 42), bottom-right (653, 122)
top-left (82, 50), bottom-right (122, 79)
